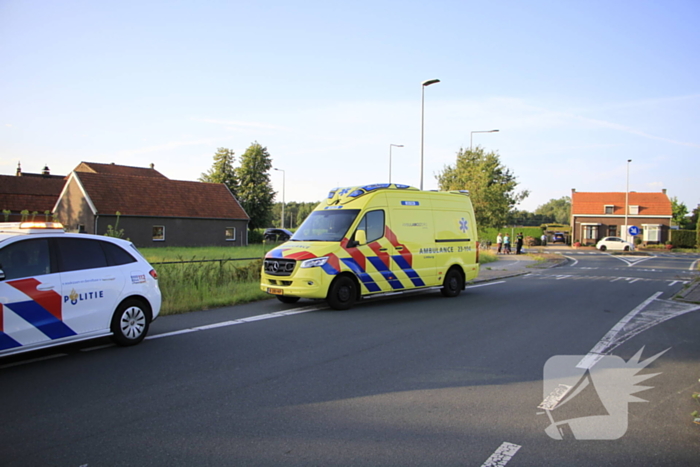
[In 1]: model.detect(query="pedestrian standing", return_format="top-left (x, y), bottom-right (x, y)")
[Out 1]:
top-left (541, 233), bottom-right (547, 246)
top-left (496, 233), bottom-right (503, 254)
top-left (503, 234), bottom-right (511, 254)
top-left (516, 232), bottom-right (524, 254)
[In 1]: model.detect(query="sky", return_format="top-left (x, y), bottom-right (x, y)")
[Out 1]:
top-left (1, 0), bottom-right (699, 213)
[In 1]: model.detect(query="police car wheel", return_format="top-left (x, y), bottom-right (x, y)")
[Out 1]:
top-left (277, 296), bottom-right (300, 304)
top-left (110, 299), bottom-right (151, 346)
top-left (328, 276), bottom-right (357, 310)
top-left (441, 268), bottom-right (464, 298)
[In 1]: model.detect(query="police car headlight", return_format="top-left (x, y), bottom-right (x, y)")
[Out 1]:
top-left (300, 257), bottom-right (329, 268)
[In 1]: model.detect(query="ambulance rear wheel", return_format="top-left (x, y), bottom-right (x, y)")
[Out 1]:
top-left (441, 268), bottom-right (464, 298)
top-left (110, 298), bottom-right (151, 346)
top-left (327, 275), bottom-right (357, 310)
top-left (277, 296), bottom-right (300, 304)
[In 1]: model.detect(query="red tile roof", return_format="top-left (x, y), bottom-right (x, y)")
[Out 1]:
top-left (75, 172), bottom-right (248, 220)
top-left (572, 192), bottom-right (672, 216)
top-left (74, 162), bottom-right (168, 179)
top-left (0, 175), bottom-right (66, 213)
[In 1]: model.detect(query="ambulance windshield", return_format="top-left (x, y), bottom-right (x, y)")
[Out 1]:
top-left (292, 209), bottom-right (361, 242)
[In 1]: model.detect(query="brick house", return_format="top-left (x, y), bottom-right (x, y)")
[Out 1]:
top-left (570, 189), bottom-right (672, 245)
top-left (52, 162), bottom-right (250, 247)
top-left (0, 164), bottom-right (66, 222)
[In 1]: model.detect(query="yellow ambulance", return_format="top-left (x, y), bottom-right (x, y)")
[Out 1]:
top-left (261, 183), bottom-right (480, 310)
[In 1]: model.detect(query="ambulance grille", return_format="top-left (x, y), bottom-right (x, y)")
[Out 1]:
top-left (264, 258), bottom-right (296, 276)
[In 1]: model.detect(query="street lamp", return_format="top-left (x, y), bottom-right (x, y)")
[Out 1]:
top-left (625, 159), bottom-right (631, 242)
top-left (470, 129), bottom-right (499, 151)
top-left (389, 144), bottom-right (404, 183)
top-left (420, 78), bottom-right (440, 190)
top-left (274, 168), bottom-right (285, 229)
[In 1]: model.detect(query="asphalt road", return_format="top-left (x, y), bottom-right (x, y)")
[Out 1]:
top-left (1, 253), bottom-right (699, 466)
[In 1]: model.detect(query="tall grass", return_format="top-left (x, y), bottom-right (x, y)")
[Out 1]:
top-left (138, 245), bottom-right (277, 315)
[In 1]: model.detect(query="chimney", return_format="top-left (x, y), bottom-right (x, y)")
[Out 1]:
top-left (150, 163), bottom-right (155, 169)
top-left (571, 188), bottom-right (576, 194)
top-left (662, 188), bottom-right (667, 194)
top-left (16, 161), bottom-right (21, 176)
top-left (42, 165), bottom-right (50, 176)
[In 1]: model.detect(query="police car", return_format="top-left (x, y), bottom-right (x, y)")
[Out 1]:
top-left (0, 222), bottom-right (161, 357)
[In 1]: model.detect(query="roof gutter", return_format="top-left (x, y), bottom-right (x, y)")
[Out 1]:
top-left (94, 214), bottom-right (99, 235)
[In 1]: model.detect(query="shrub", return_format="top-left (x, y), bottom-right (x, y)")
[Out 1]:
top-left (671, 230), bottom-right (697, 248)
top-left (248, 228), bottom-right (264, 244)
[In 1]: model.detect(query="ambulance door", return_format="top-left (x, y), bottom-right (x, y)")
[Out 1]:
top-left (55, 238), bottom-right (126, 334)
top-left (346, 209), bottom-right (396, 293)
top-left (384, 195), bottom-right (437, 287)
top-left (0, 238), bottom-right (68, 351)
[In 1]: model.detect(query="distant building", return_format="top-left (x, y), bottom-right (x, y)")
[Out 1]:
top-left (570, 189), bottom-right (672, 245)
top-left (53, 162), bottom-right (250, 247)
top-left (0, 163), bottom-right (65, 222)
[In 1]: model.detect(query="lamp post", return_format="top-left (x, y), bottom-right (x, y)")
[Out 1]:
top-left (470, 129), bottom-right (499, 151)
top-left (274, 168), bottom-right (285, 229)
top-left (420, 78), bottom-right (440, 190)
top-left (389, 144), bottom-right (403, 183)
top-left (625, 159), bottom-right (631, 242)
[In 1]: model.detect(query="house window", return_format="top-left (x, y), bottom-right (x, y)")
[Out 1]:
top-left (583, 224), bottom-right (598, 240)
top-left (604, 205), bottom-right (614, 214)
top-left (153, 225), bottom-right (165, 241)
top-left (643, 224), bottom-right (660, 243)
top-left (629, 205), bottom-right (639, 215)
top-left (607, 225), bottom-right (616, 236)
top-left (225, 227), bottom-right (236, 241)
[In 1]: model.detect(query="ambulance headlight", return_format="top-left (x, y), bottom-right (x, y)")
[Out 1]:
top-left (300, 257), bottom-right (329, 268)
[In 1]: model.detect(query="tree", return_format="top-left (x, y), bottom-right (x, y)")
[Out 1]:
top-left (436, 146), bottom-right (529, 229)
top-left (671, 196), bottom-right (692, 229)
top-left (199, 147), bottom-right (239, 197)
top-left (535, 196), bottom-right (571, 225)
top-left (236, 142), bottom-right (275, 230)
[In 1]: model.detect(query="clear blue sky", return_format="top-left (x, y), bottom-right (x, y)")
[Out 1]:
top-left (2, 0), bottom-right (698, 213)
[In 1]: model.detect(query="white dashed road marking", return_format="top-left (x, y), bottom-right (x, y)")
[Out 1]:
top-left (481, 442), bottom-right (521, 467)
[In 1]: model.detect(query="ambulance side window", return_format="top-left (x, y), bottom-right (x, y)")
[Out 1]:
top-left (0, 239), bottom-right (52, 280)
top-left (357, 210), bottom-right (385, 243)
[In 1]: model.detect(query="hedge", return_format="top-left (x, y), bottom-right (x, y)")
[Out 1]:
top-left (670, 229), bottom-right (697, 248)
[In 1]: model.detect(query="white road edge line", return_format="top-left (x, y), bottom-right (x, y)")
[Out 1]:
top-left (562, 255), bottom-right (578, 267)
top-left (466, 281), bottom-right (505, 289)
top-left (690, 259), bottom-right (699, 271)
top-left (480, 442), bottom-right (522, 467)
top-left (146, 306), bottom-right (325, 341)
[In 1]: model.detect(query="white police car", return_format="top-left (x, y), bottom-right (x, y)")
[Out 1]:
top-left (0, 222), bottom-right (161, 357)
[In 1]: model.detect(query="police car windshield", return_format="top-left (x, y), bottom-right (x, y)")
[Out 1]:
top-left (292, 209), bottom-right (360, 242)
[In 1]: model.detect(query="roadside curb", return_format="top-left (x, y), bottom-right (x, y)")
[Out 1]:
top-left (675, 277), bottom-right (700, 304)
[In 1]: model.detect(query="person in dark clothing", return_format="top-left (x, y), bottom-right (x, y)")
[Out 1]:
top-left (516, 232), bottom-right (524, 254)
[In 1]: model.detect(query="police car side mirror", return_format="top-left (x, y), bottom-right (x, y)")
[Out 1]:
top-left (0, 267), bottom-right (5, 281)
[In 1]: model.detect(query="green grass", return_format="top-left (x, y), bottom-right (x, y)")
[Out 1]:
top-left (479, 250), bottom-right (498, 264)
top-left (138, 245), bottom-right (277, 315)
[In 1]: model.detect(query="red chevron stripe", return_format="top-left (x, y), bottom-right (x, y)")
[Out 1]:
top-left (8, 278), bottom-right (63, 320)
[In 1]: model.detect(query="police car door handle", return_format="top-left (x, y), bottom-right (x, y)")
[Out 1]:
top-left (37, 284), bottom-right (55, 291)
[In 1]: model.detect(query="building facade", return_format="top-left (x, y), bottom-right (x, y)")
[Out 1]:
top-left (570, 189), bottom-right (672, 245)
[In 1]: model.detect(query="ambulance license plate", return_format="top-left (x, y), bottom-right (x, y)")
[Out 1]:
top-left (268, 288), bottom-right (284, 295)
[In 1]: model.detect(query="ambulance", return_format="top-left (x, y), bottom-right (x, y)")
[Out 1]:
top-left (261, 183), bottom-right (480, 310)
top-left (0, 222), bottom-right (161, 357)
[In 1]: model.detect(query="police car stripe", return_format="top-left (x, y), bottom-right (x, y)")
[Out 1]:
top-left (0, 332), bottom-right (22, 351)
top-left (5, 301), bottom-right (77, 340)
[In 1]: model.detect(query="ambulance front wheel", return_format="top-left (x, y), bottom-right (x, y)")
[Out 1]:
top-left (327, 275), bottom-right (357, 310)
top-left (441, 268), bottom-right (464, 298)
top-left (110, 298), bottom-right (151, 346)
top-left (277, 296), bottom-right (300, 304)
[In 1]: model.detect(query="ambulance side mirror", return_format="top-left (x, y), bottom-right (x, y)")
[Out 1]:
top-left (354, 229), bottom-right (367, 246)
